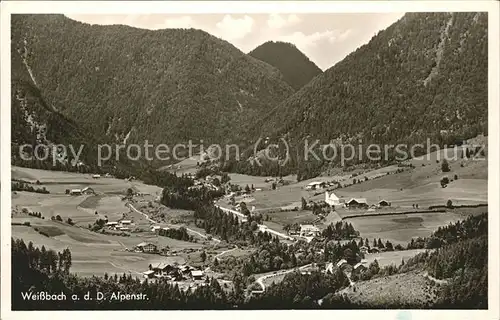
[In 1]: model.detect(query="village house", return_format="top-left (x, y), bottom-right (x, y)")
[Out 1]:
top-left (121, 220), bottom-right (132, 225)
top-left (325, 191), bottom-right (342, 206)
top-left (299, 224), bottom-right (321, 237)
top-left (191, 270), bottom-right (204, 280)
top-left (151, 226), bottom-right (161, 232)
top-left (135, 242), bottom-right (157, 253)
top-left (336, 259), bottom-right (348, 268)
top-left (92, 174), bottom-right (101, 179)
top-left (345, 198), bottom-right (368, 209)
top-left (105, 221), bottom-right (118, 228)
top-left (378, 199), bottom-right (391, 207)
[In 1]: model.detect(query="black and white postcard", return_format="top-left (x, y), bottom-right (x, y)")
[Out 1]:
top-left (1, 1), bottom-right (499, 319)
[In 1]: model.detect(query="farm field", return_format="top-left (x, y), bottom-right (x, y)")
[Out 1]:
top-left (363, 249), bottom-right (428, 267)
top-left (227, 148), bottom-right (487, 214)
top-left (331, 177), bottom-right (486, 208)
top-left (11, 216), bottom-right (202, 277)
top-left (12, 166), bottom-right (163, 227)
top-left (337, 271), bottom-right (441, 307)
top-left (345, 210), bottom-right (485, 245)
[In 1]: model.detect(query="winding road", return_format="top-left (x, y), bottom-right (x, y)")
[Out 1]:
top-left (214, 205), bottom-right (295, 241)
top-left (214, 246), bottom-right (239, 259)
top-left (127, 203), bottom-right (221, 243)
top-left (423, 271), bottom-right (449, 285)
top-left (253, 263), bottom-right (313, 293)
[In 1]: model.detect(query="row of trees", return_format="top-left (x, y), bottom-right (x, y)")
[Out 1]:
top-left (193, 205), bottom-right (273, 245)
top-left (12, 181), bottom-right (49, 194)
top-left (161, 186), bottom-right (224, 210)
top-left (158, 227), bottom-right (194, 242)
top-left (322, 221), bottom-right (359, 240)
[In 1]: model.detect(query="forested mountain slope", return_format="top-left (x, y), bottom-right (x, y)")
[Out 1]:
top-left (11, 14), bottom-right (294, 146)
top-left (11, 34), bottom-right (98, 170)
top-left (249, 41), bottom-right (323, 90)
top-left (260, 12), bottom-right (487, 147)
top-left (12, 23), bottom-right (148, 175)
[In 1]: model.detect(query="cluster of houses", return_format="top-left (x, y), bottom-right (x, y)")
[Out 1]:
top-left (142, 262), bottom-right (205, 281)
top-left (105, 219), bottom-right (133, 232)
top-left (188, 174), bottom-right (221, 191)
top-left (325, 191), bottom-right (391, 210)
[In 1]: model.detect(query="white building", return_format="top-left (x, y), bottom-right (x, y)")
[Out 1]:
top-left (325, 191), bottom-right (341, 206)
top-left (70, 189), bottom-right (82, 195)
top-left (305, 181), bottom-right (325, 190)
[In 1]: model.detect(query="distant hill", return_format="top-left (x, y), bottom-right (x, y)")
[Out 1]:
top-left (249, 41), bottom-right (322, 90)
top-left (11, 15), bottom-right (294, 148)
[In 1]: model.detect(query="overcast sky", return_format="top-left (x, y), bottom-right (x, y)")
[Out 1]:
top-left (66, 13), bottom-right (405, 70)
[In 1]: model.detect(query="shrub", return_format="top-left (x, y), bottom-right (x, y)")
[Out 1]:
top-left (441, 159), bottom-right (450, 172)
top-left (446, 200), bottom-right (453, 208)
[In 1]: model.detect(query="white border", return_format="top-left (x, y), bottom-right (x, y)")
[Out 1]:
top-left (1, 1), bottom-right (499, 320)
